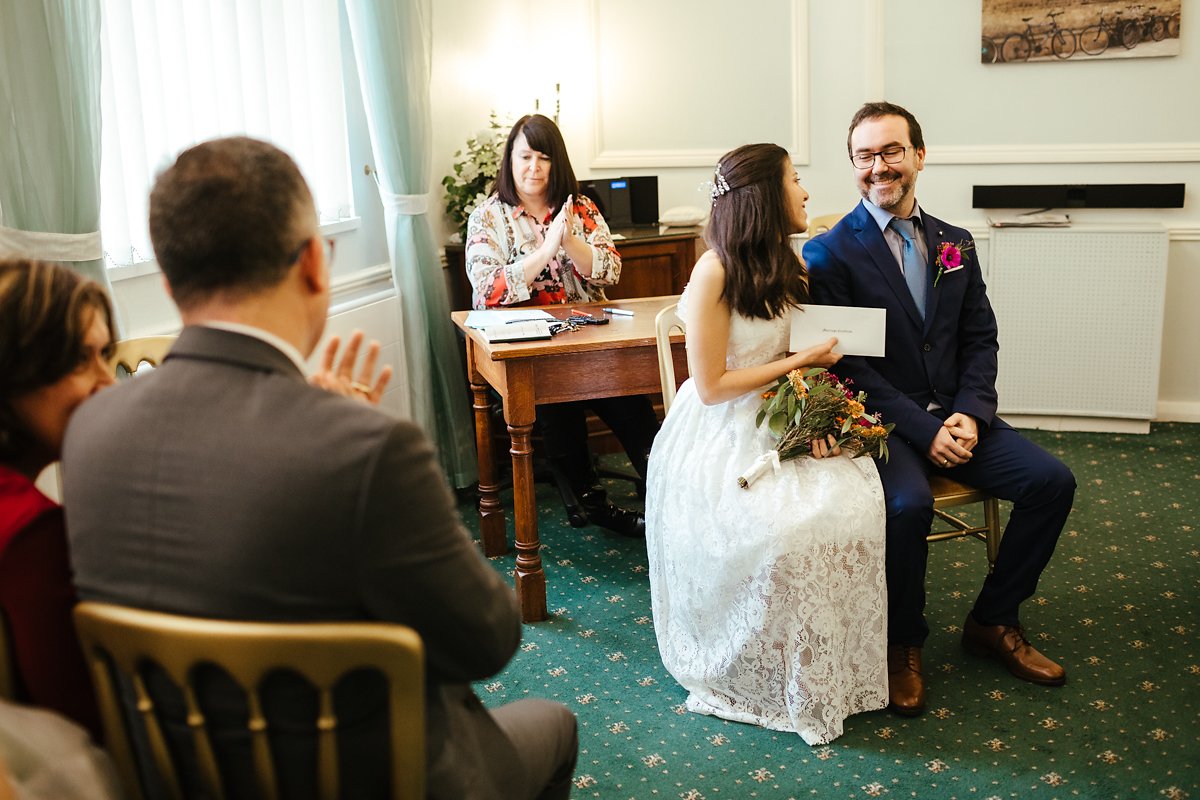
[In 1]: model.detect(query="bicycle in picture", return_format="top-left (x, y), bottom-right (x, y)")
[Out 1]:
top-left (1078, 7), bottom-right (1143, 55)
top-left (999, 10), bottom-right (1077, 62)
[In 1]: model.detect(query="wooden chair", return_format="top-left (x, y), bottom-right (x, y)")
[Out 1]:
top-left (109, 335), bottom-right (176, 377)
top-left (652, 302), bottom-right (1002, 570)
top-left (74, 602), bottom-right (425, 800)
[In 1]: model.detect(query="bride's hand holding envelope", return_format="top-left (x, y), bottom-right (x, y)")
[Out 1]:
top-left (789, 336), bottom-right (841, 370)
top-left (790, 304), bottom-right (887, 357)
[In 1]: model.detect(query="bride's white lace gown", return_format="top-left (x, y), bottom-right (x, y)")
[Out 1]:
top-left (645, 293), bottom-right (889, 745)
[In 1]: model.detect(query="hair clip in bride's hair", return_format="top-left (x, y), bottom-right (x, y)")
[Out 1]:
top-left (701, 166), bottom-right (732, 204)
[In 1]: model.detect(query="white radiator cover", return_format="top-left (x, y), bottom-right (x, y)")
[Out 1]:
top-left (988, 225), bottom-right (1169, 422)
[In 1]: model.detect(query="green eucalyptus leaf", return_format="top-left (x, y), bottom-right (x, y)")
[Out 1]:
top-left (769, 411), bottom-right (787, 436)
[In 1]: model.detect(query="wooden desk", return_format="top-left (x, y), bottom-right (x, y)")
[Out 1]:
top-left (451, 296), bottom-right (687, 622)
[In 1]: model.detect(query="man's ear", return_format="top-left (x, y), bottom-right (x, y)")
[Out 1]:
top-left (914, 147), bottom-right (927, 172)
top-left (297, 236), bottom-right (329, 295)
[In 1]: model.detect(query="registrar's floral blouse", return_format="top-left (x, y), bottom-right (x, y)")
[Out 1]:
top-left (465, 193), bottom-right (621, 308)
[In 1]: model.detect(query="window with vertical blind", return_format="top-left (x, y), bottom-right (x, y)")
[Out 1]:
top-left (99, 0), bottom-right (353, 268)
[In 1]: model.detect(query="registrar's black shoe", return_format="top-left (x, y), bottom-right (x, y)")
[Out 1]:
top-left (579, 488), bottom-right (645, 538)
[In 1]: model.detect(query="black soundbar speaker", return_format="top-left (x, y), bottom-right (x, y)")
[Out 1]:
top-left (972, 183), bottom-right (1184, 209)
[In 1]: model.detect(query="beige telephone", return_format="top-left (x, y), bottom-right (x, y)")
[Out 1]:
top-left (659, 206), bottom-right (707, 228)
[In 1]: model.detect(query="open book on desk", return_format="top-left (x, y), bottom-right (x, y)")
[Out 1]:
top-left (463, 308), bottom-right (556, 328)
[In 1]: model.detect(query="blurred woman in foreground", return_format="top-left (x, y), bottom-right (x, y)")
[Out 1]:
top-left (0, 258), bottom-right (113, 738)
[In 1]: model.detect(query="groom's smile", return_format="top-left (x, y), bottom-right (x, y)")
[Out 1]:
top-left (850, 115), bottom-right (926, 218)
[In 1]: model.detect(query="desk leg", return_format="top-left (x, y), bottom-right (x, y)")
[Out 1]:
top-left (505, 369), bottom-right (548, 622)
top-left (471, 378), bottom-right (508, 557)
top-left (508, 420), bottom-right (547, 622)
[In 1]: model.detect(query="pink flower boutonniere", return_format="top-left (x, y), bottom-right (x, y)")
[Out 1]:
top-left (934, 240), bottom-right (973, 287)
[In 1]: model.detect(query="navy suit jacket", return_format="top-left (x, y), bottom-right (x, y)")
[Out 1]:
top-left (803, 201), bottom-right (1005, 453)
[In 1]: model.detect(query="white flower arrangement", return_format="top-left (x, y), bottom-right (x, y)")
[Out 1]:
top-left (441, 112), bottom-right (508, 242)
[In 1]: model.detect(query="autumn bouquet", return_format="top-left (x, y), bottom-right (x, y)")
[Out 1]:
top-left (736, 368), bottom-right (894, 489)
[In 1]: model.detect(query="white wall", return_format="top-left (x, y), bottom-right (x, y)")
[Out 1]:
top-left (430, 0), bottom-right (1200, 421)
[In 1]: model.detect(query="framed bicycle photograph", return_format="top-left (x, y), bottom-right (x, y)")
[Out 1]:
top-left (981, 0), bottom-right (1180, 64)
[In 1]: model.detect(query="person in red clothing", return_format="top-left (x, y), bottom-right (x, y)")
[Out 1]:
top-left (0, 258), bottom-right (116, 740)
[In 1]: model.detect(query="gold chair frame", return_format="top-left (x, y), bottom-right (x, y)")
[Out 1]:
top-left (74, 602), bottom-right (425, 800)
top-left (806, 213), bottom-right (844, 237)
top-left (654, 303), bottom-right (687, 414)
top-left (652, 302), bottom-right (1002, 571)
top-left (109, 335), bottom-right (176, 376)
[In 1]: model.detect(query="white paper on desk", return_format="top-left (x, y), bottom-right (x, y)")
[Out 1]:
top-left (463, 308), bottom-right (556, 329)
top-left (790, 304), bottom-right (886, 357)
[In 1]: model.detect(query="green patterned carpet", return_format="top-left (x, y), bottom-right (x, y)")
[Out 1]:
top-left (459, 423), bottom-right (1199, 800)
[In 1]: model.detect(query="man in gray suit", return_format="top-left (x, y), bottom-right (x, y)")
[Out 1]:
top-left (64, 136), bottom-right (577, 799)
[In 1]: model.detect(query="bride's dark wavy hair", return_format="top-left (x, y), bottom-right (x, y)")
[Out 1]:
top-left (704, 143), bottom-right (809, 320)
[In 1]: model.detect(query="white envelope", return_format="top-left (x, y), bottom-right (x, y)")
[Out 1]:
top-left (789, 304), bottom-right (886, 357)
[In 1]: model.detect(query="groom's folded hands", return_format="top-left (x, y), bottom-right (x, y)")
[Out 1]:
top-left (927, 415), bottom-right (978, 468)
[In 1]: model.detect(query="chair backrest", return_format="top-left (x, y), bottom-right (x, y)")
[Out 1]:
top-left (109, 335), bottom-right (176, 377)
top-left (73, 602), bottom-right (425, 800)
top-left (807, 213), bottom-right (844, 237)
top-left (654, 303), bottom-right (687, 414)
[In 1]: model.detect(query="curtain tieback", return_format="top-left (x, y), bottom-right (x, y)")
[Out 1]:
top-left (0, 225), bottom-right (104, 263)
top-left (380, 192), bottom-right (431, 216)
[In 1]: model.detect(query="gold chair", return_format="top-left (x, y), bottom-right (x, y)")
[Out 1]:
top-left (109, 335), bottom-right (176, 377)
top-left (928, 475), bottom-right (1002, 572)
top-left (654, 303), bottom-right (687, 413)
top-left (74, 602), bottom-right (426, 800)
top-left (807, 213), bottom-right (843, 237)
top-left (651, 303), bottom-right (1002, 570)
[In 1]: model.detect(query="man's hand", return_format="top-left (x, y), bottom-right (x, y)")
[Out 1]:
top-left (927, 420), bottom-right (974, 468)
top-left (810, 433), bottom-right (843, 460)
top-left (943, 412), bottom-right (979, 452)
top-left (310, 330), bottom-right (393, 406)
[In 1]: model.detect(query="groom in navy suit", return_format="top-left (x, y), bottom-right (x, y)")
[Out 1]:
top-left (804, 102), bottom-right (1076, 717)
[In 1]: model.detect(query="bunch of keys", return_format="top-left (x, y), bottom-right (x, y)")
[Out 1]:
top-left (567, 309), bottom-right (609, 326)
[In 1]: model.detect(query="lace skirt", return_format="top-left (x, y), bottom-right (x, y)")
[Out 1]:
top-left (646, 379), bottom-right (889, 745)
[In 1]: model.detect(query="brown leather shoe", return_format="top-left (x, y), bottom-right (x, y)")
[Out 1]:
top-left (887, 645), bottom-right (926, 716)
top-left (961, 615), bottom-right (1067, 686)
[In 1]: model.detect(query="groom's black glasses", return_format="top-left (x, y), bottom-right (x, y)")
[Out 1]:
top-left (850, 146), bottom-right (910, 169)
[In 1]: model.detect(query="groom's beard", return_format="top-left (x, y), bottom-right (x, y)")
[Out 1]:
top-left (860, 169), bottom-right (916, 214)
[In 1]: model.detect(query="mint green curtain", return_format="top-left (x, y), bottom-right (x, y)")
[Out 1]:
top-left (344, 0), bottom-right (476, 487)
top-left (0, 0), bottom-right (110, 291)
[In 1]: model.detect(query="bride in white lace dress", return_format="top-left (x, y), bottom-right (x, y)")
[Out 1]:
top-left (646, 144), bottom-right (888, 746)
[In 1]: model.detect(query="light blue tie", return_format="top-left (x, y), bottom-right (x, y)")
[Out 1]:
top-left (891, 217), bottom-right (926, 320)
